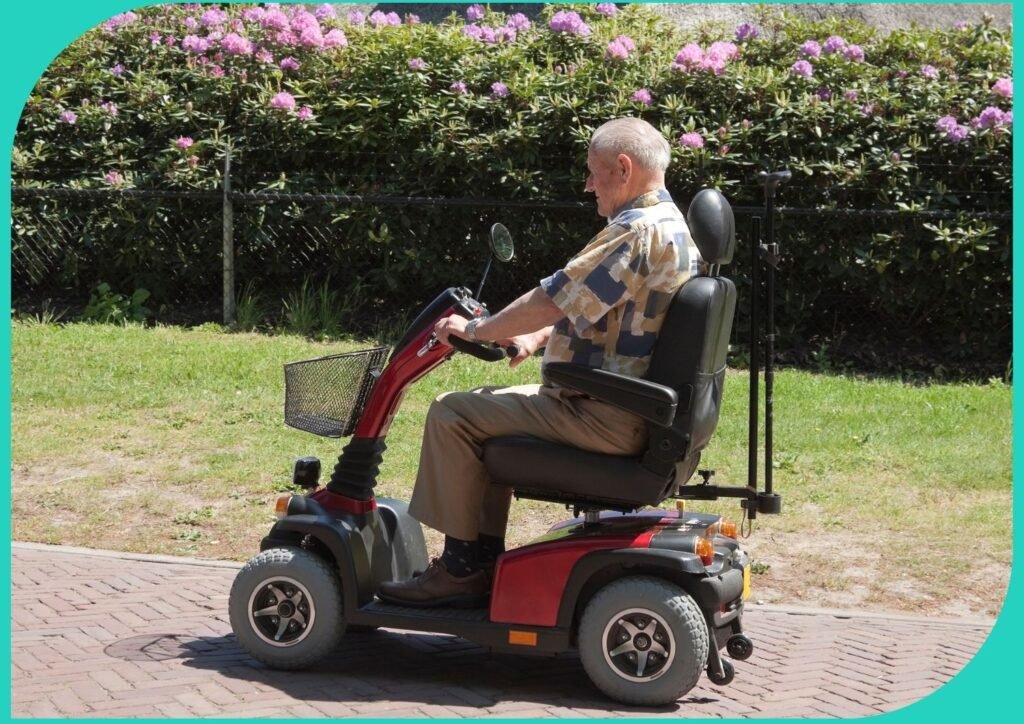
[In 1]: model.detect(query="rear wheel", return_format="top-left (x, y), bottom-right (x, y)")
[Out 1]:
top-left (229, 547), bottom-right (345, 669)
top-left (578, 576), bottom-right (709, 706)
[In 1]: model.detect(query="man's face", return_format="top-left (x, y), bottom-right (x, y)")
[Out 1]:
top-left (585, 148), bottom-right (628, 219)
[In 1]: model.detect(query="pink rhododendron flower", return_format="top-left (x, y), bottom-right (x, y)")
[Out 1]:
top-left (369, 11), bottom-right (401, 28)
top-left (149, 31), bottom-right (161, 45)
top-left (408, 57), bottom-right (427, 71)
top-left (506, 13), bottom-right (530, 31)
top-left (406, 14), bottom-right (420, 25)
top-left (323, 29), bottom-right (347, 48)
top-left (209, 65), bottom-right (225, 78)
top-left (549, 10), bottom-right (590, 36)
top-left (844, 90), bottom-right (859, 102)
top-left (104, 170), bottom-right (124, 186)
top-left (596, 4), bottom-right (617, 17)
top-left (842, 44), bottom-right (865, 62)
top-left (242, 8), bottom-right (266, 23)
top-left (674, 43), bottom-right (704, 69)
top-left (450, 81), bottom-right (468, 95)
top-left (59, 110), bottom-right (77, 125)
top-left (920, 65), bottom-right (939, 79)
top-left (466, 4), bottom-right (485, 22)
top-left (270, 92), bottom-right (296, 111)
top-left (678, 132), bottom-right (704, 148)
top-left (491, 82), bottom-right (510, 98)
top-left (616, 36), bottom-right (637, 52)
top-left (255, 48), bottom-right (274, 64)
top-left (280, 56), bottom-right (300, 71)
top-left (188, 155), bottom-right (200, 168)
top-left (275, 30), bottom-right (298, 46)
top-left (261, 9), bottom-right (289, 31)
top-left (110, 63), bottom-right (126, 77)
top-left (823, 35), bottom-right (847, 54)
top-left (297, 106), bottom-right (315, 122)
top-left (221, 33), bottom-right (253, 56)
top-left (605, 40), bottom-right (629, 61)
top-left (175, 136), bottom-right (194, 150)
top-left (790, 60), bottom-right (814, 78)
top-left (800, 40), bottom-right (821, 58)
top-left (103, 11), bottom-right (137, 32)
top-left (708, 41), bottom-right (739, 61)
top-left (631, 88), bottom-right (653, 105)
top-left (736, 23), bottom-right (759, 41)
top-left (348, 11), bottom-right (365, 26)
top-left (181, 35), bottom-right (211, 55)
top-left (100, 101), bottom-right (117, 116)
top-left (315, 4), bottom-right (336, 20)
top-left (184, 17), bottom-right (198, 31)
top-left (200, 8), bottom-right (227, 27)
top-left (975, 106), bottom-right (1009, 128)
top-left (992, 78), bottom-right (1013, 98)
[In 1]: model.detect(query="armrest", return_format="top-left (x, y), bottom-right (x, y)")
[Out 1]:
top-left (542, 363), bottom-right (678, 427)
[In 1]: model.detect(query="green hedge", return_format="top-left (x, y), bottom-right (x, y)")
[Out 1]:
top-left (13, 3), bottom-right (1013, 374)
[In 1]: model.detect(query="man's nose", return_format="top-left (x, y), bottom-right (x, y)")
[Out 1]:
top-left (584, 175), bottom-right (594, 192)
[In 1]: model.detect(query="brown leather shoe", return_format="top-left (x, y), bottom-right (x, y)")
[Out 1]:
top-left (378, 558), bottom-right (489, 609)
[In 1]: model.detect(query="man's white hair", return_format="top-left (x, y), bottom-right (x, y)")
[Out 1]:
top-left (589, 117), bottom-right (671, 173)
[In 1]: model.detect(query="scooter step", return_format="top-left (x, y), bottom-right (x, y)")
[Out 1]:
top-left (363, 599), bottom-right (490, 621)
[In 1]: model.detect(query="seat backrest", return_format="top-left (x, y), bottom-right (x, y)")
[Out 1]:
top-left (642, 189), bottom-right (737, 483)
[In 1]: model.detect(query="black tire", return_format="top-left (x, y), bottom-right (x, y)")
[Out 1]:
top-left (229, 547), bottom-right (345, 669)
top-left (578, 576), bottom-right (710, 706)
top-left (707, 658), bottom-right (735, 686)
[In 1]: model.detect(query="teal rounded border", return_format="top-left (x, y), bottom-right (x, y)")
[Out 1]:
top-left (1, 2), bottom-right (1017, 721)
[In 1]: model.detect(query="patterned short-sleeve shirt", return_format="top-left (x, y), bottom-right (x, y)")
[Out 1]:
top-left (540, 189), bottom-right (700, 378)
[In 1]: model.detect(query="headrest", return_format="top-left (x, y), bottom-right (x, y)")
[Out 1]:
top-left (686, 188), bottom-right (735, 266)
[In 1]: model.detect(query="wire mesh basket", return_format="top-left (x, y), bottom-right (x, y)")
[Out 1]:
top-left (284, 346), bottom-right (390, 437)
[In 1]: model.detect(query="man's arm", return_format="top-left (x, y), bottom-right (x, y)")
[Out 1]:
top-left (433, 287), bottom-right (563, 367)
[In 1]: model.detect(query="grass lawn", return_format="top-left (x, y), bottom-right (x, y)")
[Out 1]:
top-left (9, 321), bottom-right (1012, 618)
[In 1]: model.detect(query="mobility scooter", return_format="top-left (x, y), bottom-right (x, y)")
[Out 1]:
top-left (228, 175), bottom-right (789, 706)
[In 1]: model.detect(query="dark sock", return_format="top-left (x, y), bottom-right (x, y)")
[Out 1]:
top-left (440, 535), bottom-right (479, 577)
top-left (478, 533), bottom-right (505, 568)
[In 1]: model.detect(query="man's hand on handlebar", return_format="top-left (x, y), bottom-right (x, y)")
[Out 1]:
top-left (433, 315), bottom-right (469, 346)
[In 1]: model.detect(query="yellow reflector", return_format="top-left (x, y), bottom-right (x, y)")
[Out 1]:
top-left (675, 499), bottom-right (686, 513)
top-left (508, 630), bottom-right (538, 647)
top-left (274, 493), bottom-right (292, 519)
top-left (743, 565), bottom-right (752, 599)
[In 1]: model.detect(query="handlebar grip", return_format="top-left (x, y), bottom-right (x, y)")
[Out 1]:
top-left (505, 344), bottom-right (522, 359)
top-left (449, 335), bottom-right (506, 362)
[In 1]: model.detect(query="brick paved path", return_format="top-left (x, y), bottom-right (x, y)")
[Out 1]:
top-left (11, 542), bottom-right (993, 718)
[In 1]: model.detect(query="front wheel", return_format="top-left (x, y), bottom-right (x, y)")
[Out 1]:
top-left (229, 547), bottom-right (345, 669)
top-left (578, 576), bottom-right (709, 706)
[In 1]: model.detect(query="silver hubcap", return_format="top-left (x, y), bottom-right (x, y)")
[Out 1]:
top-left (602, 608), bottom-right (676, 682)
top-left (247, 576), bottom-right (316, 648)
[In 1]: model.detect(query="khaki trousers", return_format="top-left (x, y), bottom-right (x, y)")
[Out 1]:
top-left (408, 384), bottom-right (648, 541)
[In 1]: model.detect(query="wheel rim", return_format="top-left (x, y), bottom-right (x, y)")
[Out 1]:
top-left (247, 575), bottom-right (316, 648)
top-left (601, 607), bottom-right (676, 682)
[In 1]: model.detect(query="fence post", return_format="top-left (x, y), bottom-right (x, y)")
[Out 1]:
top-left (222, 144), bottom-right (236, 326)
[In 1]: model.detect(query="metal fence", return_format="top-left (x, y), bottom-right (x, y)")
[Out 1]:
top-left (10, 156), bottom-right (1013, 374)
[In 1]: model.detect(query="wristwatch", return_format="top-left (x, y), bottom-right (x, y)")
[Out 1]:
top-left (465, 318), bottom-right (481, 341)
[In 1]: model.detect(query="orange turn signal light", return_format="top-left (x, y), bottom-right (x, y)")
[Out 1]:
top-left (694, 536), bottom-right (715, 566)
top-left (708, 518), bottom-right (738, 539)
top-left (274, 493), bottom-right (292, 519)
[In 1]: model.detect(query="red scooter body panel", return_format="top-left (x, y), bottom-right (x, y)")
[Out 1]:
top-left (489, 513), bottom-right (681, 627)
top-left (353, 309), bottom-right (458, 439)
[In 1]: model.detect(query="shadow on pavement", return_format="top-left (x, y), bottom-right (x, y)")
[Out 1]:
top-left (103, 629), bottom-right (710, 713)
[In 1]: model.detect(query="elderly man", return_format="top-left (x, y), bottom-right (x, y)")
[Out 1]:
top-left (379, 117), bottom-right (701, 608)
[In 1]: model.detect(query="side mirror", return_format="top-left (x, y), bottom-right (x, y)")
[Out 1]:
top-left (489, 223), bottom-right (515, 263)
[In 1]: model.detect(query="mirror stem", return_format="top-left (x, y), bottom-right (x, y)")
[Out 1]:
top-left (476, 256), bottom-right (494, 301)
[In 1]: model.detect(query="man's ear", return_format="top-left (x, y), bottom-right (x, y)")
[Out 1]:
top-left (617, 153), bottom-right (633, 181)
